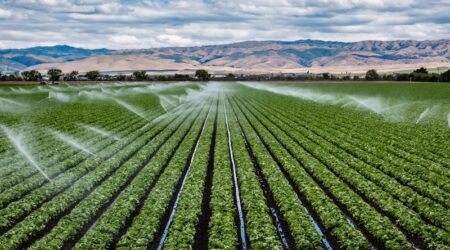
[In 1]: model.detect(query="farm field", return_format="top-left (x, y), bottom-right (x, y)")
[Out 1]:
top-left (0, 81), bottom-right (449, 249)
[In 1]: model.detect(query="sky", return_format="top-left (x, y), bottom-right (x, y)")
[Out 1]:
top-left (0, 0), bottom-right (449, 49)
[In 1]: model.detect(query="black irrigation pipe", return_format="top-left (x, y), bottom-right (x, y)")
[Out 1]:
top-left (62, 105), bottom-right (203, 250)
top-left (238, 97), bottom-right (426, 250)
top-left (237, 97), bottom-right (396, 249)
top-left (193, 98), bottom-right (219, 249)
top-left (252, 98), bottom-right (450, 208)
top-left (107, 103), bottom-right (207, 250)
top-left (149, 104), bottom-right (213, 250)
top-left (238, 98), bottom-right (369, 233)
top-left (231, 98), bottom-right (336, 250)
top-left (62, 103), bottom-right (202, 249)
top-left (224, 98), bottom-right (249, 250)
top-left (261, 98), bottom-right (450, 219)
top-left (228, 98), bottom-right (294, 250)
top-left (247, 97), bottom-right (446, 227)
top-left (9, 111), bottom-right (185, 249)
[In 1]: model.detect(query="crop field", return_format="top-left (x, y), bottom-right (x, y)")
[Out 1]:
top-left (0, 81), bottom-right (449, 249)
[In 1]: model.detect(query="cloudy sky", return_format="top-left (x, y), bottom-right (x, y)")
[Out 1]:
top-left (0, 0), bottom-right (449, 49)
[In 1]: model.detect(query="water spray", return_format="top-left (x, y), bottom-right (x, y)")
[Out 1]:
top-left (113, 98), bottom-right (150, 121)
top-left (51, 130), bottom-right (96, 156)
top-left (1, 125), bottom-right (52, 182)
top-left (79, 123), bottom-right (120, 140)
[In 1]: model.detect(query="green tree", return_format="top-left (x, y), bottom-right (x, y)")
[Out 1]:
top-left (5, 74), bottom-right (18, 81)
top-left (195, 69), bottom-right (211, 81)
top-left (413, 67), bottom-right (428, 74)
top-left (21, 70), bottom-right (42, 81)
top-left (21, 71), bottom-right (30, 80)
top-left (226, 73), bottom-right (235, 79)
top-left (85, 70), bottom-right (100, 81)
top-left (116, 74), bottom-right (127, 81)
top-left (47, 68), bottom-right (62, 83)
top-left (342, 75), bottom-right (351, 80)
top-left (156, 75), bottom-right (166, 81)
top-left (69, 71), bottom-right (79, 81)
top-left (174, 74), bottom-right (190, 80)
top-left (322, 72), bottom-right (330, 80)
top-left (132, 71), bottom-right (147, 81)
top-left (440, 70), bottom-right (450, 82)
top-left (365, 69), bottom-right (379, 81)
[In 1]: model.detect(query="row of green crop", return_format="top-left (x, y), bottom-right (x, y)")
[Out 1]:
top-left (289, 98), bottom-right (450, 182)
top-left (0, 92), bottom-right (162, 166)
top-left (243, 98), bottom-right (450, 224)
top-left (0, 105), bottom-right (180, 237)
top-left (0, 93), bottom-right (109, 154)
top-left (0, 113), bottom-right (146, 192)
top-left (27, 103), bottom-right (203, 250)
top-left (224, 99), bottom-right (284, 249)
top-left (230, 99), bottom-right (329, 249)
top-left (0, 84), bottom-right (161, 154)
top-left (0, 101), bottom-right (136, 165)
top-left (0, 109), bottom-right (143, 179)
top-left (3, 105), bottom-right (149, 177)
top-left (260, 98), bottom-right (450, 205)
top-left (207, 102), bottom-right (239, 249)
top-left (0, 113), bottom-right (153, 210)
top-left (241, 86), bottom-right (450, 169)
top-left (243, 91), bottom-right (450, 202)
top-left (114, 104), bottom-right (212, 249)
top-left (232, 97), bottom-right (411, 249)
top-left (237, 99), bottom-right (382, 249)
top-left (0, 101), bottom-right (147, 170)
top-left (0, 114), bottom-right (143, 183)
top-left (0, 104), bottom-right (83, 158)
top-left (249, 95), bottom-right (450, 204)
top-left (162, 101), bottom-right (217, 248)
top-left (70, 103), bottom-right (206, 250)
top-left (0, 103), bottom-right (191, 249)
top-left (291, 105), bottom-right (450, 205)
top-left (229, 99), bottom-right (372, 249)
top-left (261, 89), bottom-right (450, 170)
top-left (5, 95), bottom-right (161, 162)
top-left (238, 96), bottom-right (450, 249)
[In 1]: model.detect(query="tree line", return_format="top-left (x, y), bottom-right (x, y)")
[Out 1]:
top-left (364, 68), bottom-right (450, 82)
top-left (0, 69), bottom-right (212, 83)
top-left (0, 67), bottom-right (449, 83)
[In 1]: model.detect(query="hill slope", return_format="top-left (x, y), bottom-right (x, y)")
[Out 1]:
top-left (0, 45), bottom-right (112, 73)
top-left (1, 40), bottom-right (449, 74)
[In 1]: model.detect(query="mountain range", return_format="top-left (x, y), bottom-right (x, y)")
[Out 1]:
top-left (0, 45), bottom-right (112, 73)
top-left (1, 39), bottom-right (449, 74)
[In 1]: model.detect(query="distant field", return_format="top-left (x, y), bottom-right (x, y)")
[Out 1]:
top-left (0, 82), bottom-right (449, 249)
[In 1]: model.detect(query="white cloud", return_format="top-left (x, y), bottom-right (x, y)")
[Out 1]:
top-left (0, 8), bottom-right (12, 18)
top-left (95, 2), bottom-right (129, 14)
top-left (156, 34), bottom-right (193, 47)
top-left (0, 0), bottom-right (448, 49)
top-left (109, 35), bottom-right (139, 44)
